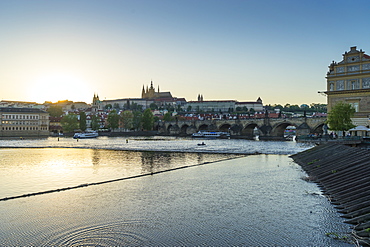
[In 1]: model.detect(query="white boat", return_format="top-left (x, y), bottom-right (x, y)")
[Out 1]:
top-left (192, 131), bottom-right (230, 138)
top-left (73, 131), bottom-right (98, 139)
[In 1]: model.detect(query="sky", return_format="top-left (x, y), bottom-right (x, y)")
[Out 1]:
top-left (1, 0), bottom-right (370, 105)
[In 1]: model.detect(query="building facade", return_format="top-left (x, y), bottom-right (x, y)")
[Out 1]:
top-left (186, 97), bottom-right (263, 113)
top-left (325, 46), bottom-right (370, 126)
top-left (0, 108), bottom-right (50, 137)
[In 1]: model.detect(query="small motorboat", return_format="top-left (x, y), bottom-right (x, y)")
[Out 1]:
top-left (197, 142), bottom-right (206, 146)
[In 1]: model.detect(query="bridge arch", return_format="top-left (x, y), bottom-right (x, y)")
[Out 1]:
top-left (311, 123), bottom-right (325, 134)
top-left (167, 124), bottom-right (173, 134)
top-left (219, 123), bottom-right (231, 132)
top-left (271, 122), bottom-right (296, 138)
top-left (241, 123), bottom-right (259, 138)
top-left (198, 124), bottom-right (209, 131)
top-left (167, 124), bottom-right (180, 135)
top-left (180, 124), bottom-right (189, 135)
top-left (229, 124), bottom-right (243, 135)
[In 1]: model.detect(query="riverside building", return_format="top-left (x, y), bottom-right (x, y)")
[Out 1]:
top-left (325, 46), bottom-right (370, 126)
top-left (186, 97), bottom-right (264, 113)
top-left (0, 108), bottom-right (50, 137)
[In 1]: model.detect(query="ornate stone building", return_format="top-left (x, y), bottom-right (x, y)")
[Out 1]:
top-left (0, 108), bottom-right (49, 137)
top-left (141, 81), bottom-right (173, 100)
top-left (325, 46), bottom-right (370, 126)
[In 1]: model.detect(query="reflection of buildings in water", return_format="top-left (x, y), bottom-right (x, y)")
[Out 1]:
top-left (196, 153), bottom-right (204, 164)
top-left (140, 152), bottom-right (209, 174)
top-left (140, 152), bottom-right (174, 174)
top-left (91, 149), bottom-right (100, 166)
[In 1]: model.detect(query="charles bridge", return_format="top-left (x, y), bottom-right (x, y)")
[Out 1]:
top-left (156, 117), bottom-right (327, 140)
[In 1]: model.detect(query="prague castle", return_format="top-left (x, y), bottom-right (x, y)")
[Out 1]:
top-left (141, 81), bottom-right (173, 100)
top-left (325, 46), bottom-right (370, 126)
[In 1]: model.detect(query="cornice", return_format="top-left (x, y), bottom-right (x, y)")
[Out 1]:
top-left (324, 88), bottom-right (370, 95)
top-left (326, 71), bottom-right (370, 79)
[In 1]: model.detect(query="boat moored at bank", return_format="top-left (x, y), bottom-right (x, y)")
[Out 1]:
top-left (73, 131), bottom-right (99, 139)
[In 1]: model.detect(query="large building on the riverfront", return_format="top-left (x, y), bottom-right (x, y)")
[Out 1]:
top-left (325, 46), bottom-right (370, 126)
top-left (186, 97), bottom-right (264, 113)
top-left (0, 108), bottom-right (49, 137)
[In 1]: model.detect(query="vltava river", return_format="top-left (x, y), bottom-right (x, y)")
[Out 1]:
top-left (0, 137), bottom-right (353, 246)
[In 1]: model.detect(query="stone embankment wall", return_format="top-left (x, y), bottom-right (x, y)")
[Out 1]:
top-left (290, 144), bottom-right (370, 246)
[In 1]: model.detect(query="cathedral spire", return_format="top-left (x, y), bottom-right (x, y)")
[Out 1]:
top-left (142, 85), bottom-right (145, 98)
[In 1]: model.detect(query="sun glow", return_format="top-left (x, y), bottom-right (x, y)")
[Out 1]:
top-left (27, 73), bottom-right (92, 103)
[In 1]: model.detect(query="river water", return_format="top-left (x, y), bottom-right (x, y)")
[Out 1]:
top-left (0, 137), bottom-right (354, 246)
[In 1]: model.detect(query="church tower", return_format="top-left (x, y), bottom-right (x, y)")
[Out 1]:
top-left (92, 93), bottom-right (101, 112)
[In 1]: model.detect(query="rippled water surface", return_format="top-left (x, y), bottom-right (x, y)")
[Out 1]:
top-left (0, 136), bottom-right (313, 154)
top-left (0, 137), bottom-right (353, 246)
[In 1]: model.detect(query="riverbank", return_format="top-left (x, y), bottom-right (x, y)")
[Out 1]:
top-left (291, 143), bottom-right (370, 246)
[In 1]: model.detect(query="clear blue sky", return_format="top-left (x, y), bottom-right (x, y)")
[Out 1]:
top-left (1, 0), bottom-right (369, 105)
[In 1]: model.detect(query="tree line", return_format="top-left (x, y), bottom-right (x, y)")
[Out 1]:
top-left (48, 105), bottom-right (154, 133)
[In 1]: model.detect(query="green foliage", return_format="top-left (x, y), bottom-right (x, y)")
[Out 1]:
top-left (163, 112), bottom-right (174, 122)
top-left (150, 103), bottom-right (158, 110)
top-left (307, 159), bottom-right (319, 165)
top-left (327, 102), bottom-right (356, 131)
top-left (91, 115), bottom-right (100, 131)
top-left (105, 104), bottom-right (112, 110)
top-left (61, 114), bottom-right (79, 133)
top-left (47, 105), bottom-right (63, 117)
top-left (142, 108), bottom-right (154, 131)
top-left (79, 112), bottom-right (87, 131)
top-left (107, 110), bottom-right (120, 130)
top-left (132, 111), bottom-right (142, 130)
top-left (268, 103), bottom-right (327, 113)
top-left (113, 103), bottom-right (120, 110)
top-left (120, 110), bottom-right (134, 130)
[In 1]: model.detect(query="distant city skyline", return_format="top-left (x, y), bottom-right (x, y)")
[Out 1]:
top-left (1, 0), bottom-right (370, 105)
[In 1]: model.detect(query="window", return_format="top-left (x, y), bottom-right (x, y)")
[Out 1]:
top-left (349, 102), bottom-right (359, 112)
top-left (329, 83), bottom-right (334, 91)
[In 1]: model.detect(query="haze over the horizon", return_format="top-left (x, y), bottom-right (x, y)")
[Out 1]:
top-left (1, 0), bottom-right (369, 105)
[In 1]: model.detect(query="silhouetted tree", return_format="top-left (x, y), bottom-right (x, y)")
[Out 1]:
top-left (79, 112), bottom-right (87, 131)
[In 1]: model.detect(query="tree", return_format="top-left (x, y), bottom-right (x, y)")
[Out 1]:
top-left (47, 105), bottom-right (63, 117)
top-left (150, 103), bottom-right (158, 110)
top-left (132, 111), bottom-right (142, 130)
top-left (91, 115), bottom-right (100, 130)
top-left (79, 112), bottom-right (87, 131)
top-left (61, 114), bottom-right (79, 133)
top-left (327, 102), bottom-right (356, 133)
top-left (120, 110), bottom-right (134, 130)
top-left (113, 103), bottom-right (120, 110)
top-left (163, 112), bottom-right (173, 122)
top-left (105, 104), bottom-right (112, 110)
top-left (142, 108), bottom-right (154, 130)
top-left (107, 110), bottom-right (120, 130)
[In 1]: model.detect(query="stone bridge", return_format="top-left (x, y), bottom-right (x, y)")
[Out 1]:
top-left (156, 117), bottom-right (327, 140)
